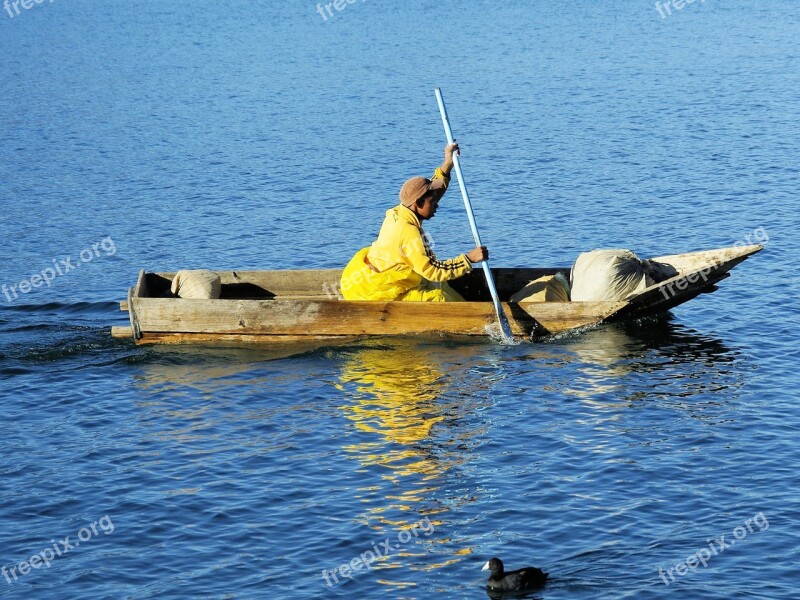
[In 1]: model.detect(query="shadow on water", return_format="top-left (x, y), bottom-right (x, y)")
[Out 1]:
top-left (545, 313), bottom-right (736, 368)
top-left (129, 342), bottom-right (346, 390)
top-left (523, 313), bottom-right (742, 405)
top-left (485, 588), bottom-right (545, 600)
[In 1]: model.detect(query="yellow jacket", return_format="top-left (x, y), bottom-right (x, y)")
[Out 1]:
top-left (340, 168), bottom-right (472, 301)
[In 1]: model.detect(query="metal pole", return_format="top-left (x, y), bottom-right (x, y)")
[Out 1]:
top-left (434, 88), bottom-right (514, 342)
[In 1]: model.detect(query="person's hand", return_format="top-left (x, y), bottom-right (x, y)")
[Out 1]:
top-left (444, 142), bottom-right (460, 162)
top-left (441, 142), bottom-right (460, 175)
top-left (466, 246), bottom-right (488, 263)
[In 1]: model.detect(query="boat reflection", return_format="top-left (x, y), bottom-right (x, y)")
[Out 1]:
top-left (127, 343), bottom-right (348, 460)
top-left (517, 314), bottom-right (737, 405)
top-left (132, 343), bottom-right (341, 391)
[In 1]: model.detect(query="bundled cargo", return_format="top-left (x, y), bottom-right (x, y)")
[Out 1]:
top-left (170, 270), bottom-right (222, 299)
top-left (570, 249), bottom-right (653, 302)
top-left (510, 273), bottom-right (571, 303)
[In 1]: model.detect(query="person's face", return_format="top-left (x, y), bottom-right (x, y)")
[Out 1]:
top-left (416, 192), bottom-right (441, 220)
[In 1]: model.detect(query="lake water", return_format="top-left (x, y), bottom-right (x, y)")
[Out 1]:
top-left (1, 1), bottom-right (798, 598)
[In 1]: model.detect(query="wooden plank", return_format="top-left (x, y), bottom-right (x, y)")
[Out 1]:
top-left (111, 326), bottom-right (133, 338)
top-left (151, 267), bottom-right (567, 300)
top-left (120, 301), bottom-right (129, 311)
top-left (616, 270), bottom-right (729, 320)
top-left (134, 298), bottom-right (504, 336)
top-left (131, 297), bottom-right (625, 338)
top-left (134, 269), bottom-right (148, 297)
top-left (154, 269), bottom-right (339, 299)
top-left (127, 287), bottom-right (142, 340)
top-left (512, 301), bottom-right (626, 334)
top-left (135, 333), bottom-right (359, 346)
top-left (652, 244), bottom-right (763, 276)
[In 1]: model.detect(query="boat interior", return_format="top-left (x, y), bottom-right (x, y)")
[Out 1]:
top-left (134, 245), bottom-right (763, 304)
top-left (138, 268), bottom-right (562, 302)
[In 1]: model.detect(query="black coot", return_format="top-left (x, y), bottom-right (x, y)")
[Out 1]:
top-left (482, 557), bottom-right (548, 592)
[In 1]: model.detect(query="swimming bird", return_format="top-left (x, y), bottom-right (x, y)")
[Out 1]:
top-left (482, 557), bottom-right (549, 592)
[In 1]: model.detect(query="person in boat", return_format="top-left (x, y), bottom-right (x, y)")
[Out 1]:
top-left (340, 143), bottom-right (488, 302)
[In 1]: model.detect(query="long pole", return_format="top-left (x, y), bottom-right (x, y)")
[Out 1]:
top-left (434, 88), bottom-right (514, 342)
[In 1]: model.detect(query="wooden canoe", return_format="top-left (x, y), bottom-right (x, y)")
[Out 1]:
top-left (111, 244), bottom-right (763, 345)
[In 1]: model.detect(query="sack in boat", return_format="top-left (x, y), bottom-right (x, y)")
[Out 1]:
top-left (570, 249), bottom-right (653, 302)
top-left (510, 273), bottom-right (571, 303)
top-left (170, 270), bottom-right (222, 299)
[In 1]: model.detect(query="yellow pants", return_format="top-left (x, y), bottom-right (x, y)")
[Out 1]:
top-left (341, 248), bottom-right (465, 302)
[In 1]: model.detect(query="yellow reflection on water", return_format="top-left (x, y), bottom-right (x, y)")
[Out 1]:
top-left (336, 340), bottom-right (488, 581)
top-left (338, 341), bottom-right (448, 521)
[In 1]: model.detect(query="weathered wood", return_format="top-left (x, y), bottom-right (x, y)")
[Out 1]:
top-left (615, 271), bottom-right (729, 321)
top-left (513, 301), bottom-right (626, 334)
top-left (651, 244), bottom-right (762, 277)
top-left (134, 298), bottom-right (516, 336)
top-left (120, 301), bottom-right (129, 311)
top-left (135, 333), bottom-right (359, 346)
top-left (131, 296), bottom-right (623, 339)
top-left (151, 268), bottom-right (563, 301)
top-left (134, 269), bottom-right (148, 297)
top-left (152, 270), bottom-right (341, 299)
top-left (115, 244), bottom-right (763, 345)
top-left (111, 326), bottom-right (133, 338)
top-left (128, 272), bottom-right (144, 340)
top-left (615, 244), bottom-right (763, 319)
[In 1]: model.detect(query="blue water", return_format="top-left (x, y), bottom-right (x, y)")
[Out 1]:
top-left (1, 1), bottom-right (799, 598)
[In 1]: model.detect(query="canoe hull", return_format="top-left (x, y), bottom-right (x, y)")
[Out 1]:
top-left (119, 297), bottom-right (626, 344)
top-left (113, 244), bottom-right (763, 345)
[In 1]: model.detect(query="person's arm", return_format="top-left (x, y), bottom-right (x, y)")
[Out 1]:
top-left (439, 142), bottom-right (460, 177)
top-left (400, 228), bottom-right (484, 282)
top-left (430, 142), bottom-right (460, 186)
